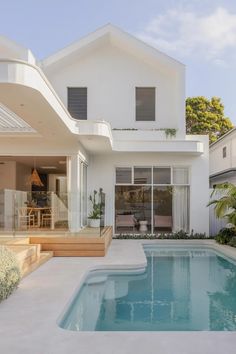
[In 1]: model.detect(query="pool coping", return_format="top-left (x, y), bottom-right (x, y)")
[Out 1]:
top-left (1, 239), bottom-right (236, 354)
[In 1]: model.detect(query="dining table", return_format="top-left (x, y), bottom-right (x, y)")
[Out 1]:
top-left (27, 206), bottom-right (54, 229)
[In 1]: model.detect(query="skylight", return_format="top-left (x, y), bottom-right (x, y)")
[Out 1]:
top-left (0, 103), bottom-right (36, 133)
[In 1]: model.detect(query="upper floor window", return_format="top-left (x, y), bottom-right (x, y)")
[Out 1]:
top-left (67, 87), bottom-right (87, 120)
top-left (136, 87), bottom-right (155, 121)
top-left (223, 146), bottom-right (227, 158)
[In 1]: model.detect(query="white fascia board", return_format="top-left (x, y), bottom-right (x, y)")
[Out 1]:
top-left (112, 131), bottom-right (205, 154)
top-left (0, 35), bottom-right (36, 64)
top-left (112, 140), bottom-right (204, 154)
top-left (41, 24), bottom-right (184, 73)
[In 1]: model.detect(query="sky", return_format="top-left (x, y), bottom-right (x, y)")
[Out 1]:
top-left (1, 0), bottom-right (236, 123)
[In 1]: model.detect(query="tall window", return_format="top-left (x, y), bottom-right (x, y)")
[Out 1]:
top-left (136, 87), bottom-right (155, 121)
top-left (68, 87), bottom-right (87, 120)
top-left (115, 166), bottom-right (189, 234)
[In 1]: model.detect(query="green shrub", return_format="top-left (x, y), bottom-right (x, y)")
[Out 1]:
top-left (0, 246), bottom-right (21, 302)
top-left (114, 230), bottom-right (208, 240)
top-left (215, 228), bottom-right (236, 245)
top-left (228, 236), bottom-right (236, 248)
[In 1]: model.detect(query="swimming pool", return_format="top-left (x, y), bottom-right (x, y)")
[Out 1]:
top-left (59, 246), bottom-right (236, 331)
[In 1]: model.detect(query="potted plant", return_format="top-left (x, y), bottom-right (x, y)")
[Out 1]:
top-left (88, 190), bottom-right (101, 227)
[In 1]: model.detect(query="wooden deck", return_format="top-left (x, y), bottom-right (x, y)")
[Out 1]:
top-left (29, 226), bottom-right (112, 257)
top-left (0, 238), bottom-right (53, 277)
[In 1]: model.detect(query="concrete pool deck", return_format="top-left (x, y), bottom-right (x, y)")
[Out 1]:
top-left (1, 239), bottom-right (236, 354)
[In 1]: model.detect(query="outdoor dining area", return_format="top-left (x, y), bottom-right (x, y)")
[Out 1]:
top-left (17, 205), bottom-right (54, 230)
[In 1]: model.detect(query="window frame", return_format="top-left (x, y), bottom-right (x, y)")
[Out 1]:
top-left (135, 87), bottom-right (156, 122)
top-left (67, 87), bottom-right (88, 120)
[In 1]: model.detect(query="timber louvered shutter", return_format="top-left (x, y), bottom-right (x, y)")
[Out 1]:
top-left (67, 87), bottom-right (87, 120)
top-left (136, 87), bottom-right (155, 121)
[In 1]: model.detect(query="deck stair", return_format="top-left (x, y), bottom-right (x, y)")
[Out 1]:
top-left (0, 238), bottom-right (53, 277)
top-left (29, 226), bottom-right (113, 257)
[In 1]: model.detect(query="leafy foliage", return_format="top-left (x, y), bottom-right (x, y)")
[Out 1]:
top-left (186, 96), bottom-right (233, 143)
top-left (208, 183), bottom-right (236, 226)
top-left (88, 190), bottom-right (101, 219)
top-left (215, 228), bottom-right (235, 244)
top-left (114, 230), bottom-right (208, 239)
top-left (228, 236), bottom-right (236, 248)
top-left (0, 246), bottom-right (21, 302)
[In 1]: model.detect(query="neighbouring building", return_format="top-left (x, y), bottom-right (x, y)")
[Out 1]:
top-left (210, 128), bottom-right (236, 187)
top-left (0, 24), bottom-right (209, 235)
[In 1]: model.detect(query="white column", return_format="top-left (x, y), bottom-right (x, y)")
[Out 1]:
top-left (67, 155), bottom-right (81, 232)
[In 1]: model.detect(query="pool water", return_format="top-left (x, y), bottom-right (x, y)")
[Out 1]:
top-left (59, 247), bottom-right (236, 331)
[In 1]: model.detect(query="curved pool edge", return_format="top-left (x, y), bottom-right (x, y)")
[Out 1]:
top-left (57, 239), bottom-right (236, 332)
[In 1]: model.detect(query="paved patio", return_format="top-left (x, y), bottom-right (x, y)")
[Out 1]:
top-left (1, 240), bottom-right (236, 354)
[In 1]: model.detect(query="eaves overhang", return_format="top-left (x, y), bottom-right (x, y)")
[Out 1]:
top-left (210, 168), bottom-right (236, 180)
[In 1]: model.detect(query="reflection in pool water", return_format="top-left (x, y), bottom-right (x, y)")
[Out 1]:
top-left (59, 247), bottom-right (236, 331)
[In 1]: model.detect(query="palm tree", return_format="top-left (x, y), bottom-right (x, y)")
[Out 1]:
top-left (208, 183), bottom-right (236, 227)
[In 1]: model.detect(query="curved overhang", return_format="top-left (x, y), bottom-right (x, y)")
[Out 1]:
top-left (74, 120), bottom-right (113, 152)
top-left (0, 59), bottom-right (113, 151)
top-left (0, 59), bottom-right (76, 136)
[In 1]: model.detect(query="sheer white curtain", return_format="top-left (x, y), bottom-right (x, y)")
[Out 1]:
top-left (172, 186), bottom-right (189, 232)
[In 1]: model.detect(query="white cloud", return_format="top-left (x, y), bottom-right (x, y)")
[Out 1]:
top-left (138, 7), bottom-right (236, 64)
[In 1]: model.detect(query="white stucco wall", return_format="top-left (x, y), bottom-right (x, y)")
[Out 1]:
top-left (210, 130), bottom-right (236, 175)
top-left (45, 43), bottom-right (185, 136)
top-left (88, 136), bottom-right (209, 235)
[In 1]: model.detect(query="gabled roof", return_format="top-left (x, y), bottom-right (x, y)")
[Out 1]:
top-left (41, 24), bottom-right (184, 73)
top-left (0, 35), bottom-right (36, 64)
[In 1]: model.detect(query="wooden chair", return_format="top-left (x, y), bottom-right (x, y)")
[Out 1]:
top-left (18, 207), bottom-right (35, 229)
top-left (41, 208), bottom-right (53, 227)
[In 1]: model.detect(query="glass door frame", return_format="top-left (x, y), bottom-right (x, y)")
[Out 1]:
top-left (114, 165), bottom-right (190, 234)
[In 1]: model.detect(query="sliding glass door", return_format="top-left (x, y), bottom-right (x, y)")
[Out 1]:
top-left (115, 186), bottom-right (151, 233)
top-left (115, 166), bottom-right (190, 234)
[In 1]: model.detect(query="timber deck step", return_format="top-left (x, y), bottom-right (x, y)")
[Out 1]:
top-left (29, 226), bottom-right (112, 257)
top-left (0, 239), bottom-right (53, 276)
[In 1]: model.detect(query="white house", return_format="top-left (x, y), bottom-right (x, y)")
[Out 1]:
top-left (0, 24), bottom-right (209, 235)
top-left (210, 128), bottom-right (236, 187)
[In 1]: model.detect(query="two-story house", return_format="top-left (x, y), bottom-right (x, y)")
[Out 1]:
top-left (0, 24), bottom-right (209, 235)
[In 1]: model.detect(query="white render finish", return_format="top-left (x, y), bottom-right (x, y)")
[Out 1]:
top-left (0, 24), bottom-right (209, 234)
top-left (45, 40), bottom-right (185, 135)
top-left (210, 128), bottom-right (236, 186)
top-left (88, 140), bottom-right (209, 235)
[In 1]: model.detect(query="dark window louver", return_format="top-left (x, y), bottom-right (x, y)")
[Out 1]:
top-left (67, 87), bottom-right (87, 120)
top-left (136, 87), bottom-right (155, 121)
